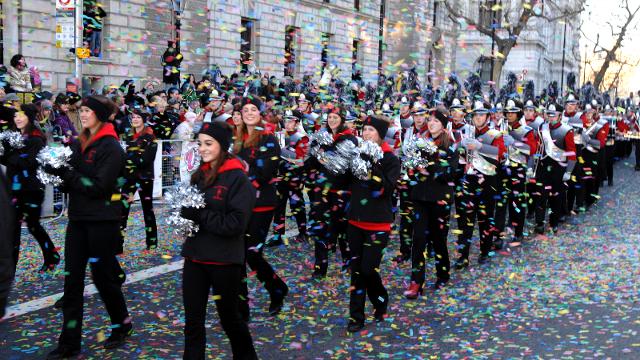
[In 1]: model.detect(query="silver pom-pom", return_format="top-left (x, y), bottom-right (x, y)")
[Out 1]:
top-left (351, 140), bottom-right (384, 180)
top-left (309, 130), bottom-right (334, 157)
top-left (36, 145), bottom-right (74, 185)
top-left (0, 130), bottom-right (25, 151)
top-left (403, 137), bottom-right (438, 169)
top-left (120, 141), bottom-right (128, 152)
top-left (165, 183), bottom-right (206, 238)
top-left (320, 139), bottom-right (359, 175)
top-left (36, 168), bottom-right (64, 186)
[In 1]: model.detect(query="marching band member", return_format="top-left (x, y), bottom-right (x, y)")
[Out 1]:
top-left (580, 105), bottom-right (608, 208)
top-left (272, 110), bottom-right (309, 245)
top-left (455, 101), bottom-right (505, 269)
top-left (523, 100), bottom-right (544, 220)
top-left (500, 100), bottom-right (537, 246)
top-left (534, 103), bottom-right (577, 235)
top-left (492, 101), bottom-right (511, 250)
top-left (563, 95), bottom-right (584, 218)
top-left (307, 106), bottom-right (355, 279)
top-left (346, 115), bottom-right (400, 332)
top-left (234, 96), bottom-right (288, 318)
top-left (404, 108), bottom-right (458, 298)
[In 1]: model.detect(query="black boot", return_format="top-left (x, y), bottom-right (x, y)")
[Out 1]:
top-left (268, 281), bottom-right (289, 316)
top-left (347, 320), bottom-right (364, 333)
top-left (103, 323), bottom-right (133, 349)
top-left (46, 345), bottom-right (81, 359)
top-left (454, 257), bottom-right (469, 270)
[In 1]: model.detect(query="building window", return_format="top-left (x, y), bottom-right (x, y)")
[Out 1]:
top-left (352, 39), bottom-right (360, 80)
top-left (479, 0), bottom-right (501, 30)
top-left (240, 17), bottom-right (254, 72)
top-left (284, 26), bottom-right (299, 77)
top-left (354, 0), bottom-right (360, 11)
top-left (321, 33), bottom-right (332, 73)
top-left (83, 0), bottom-right (107, 58)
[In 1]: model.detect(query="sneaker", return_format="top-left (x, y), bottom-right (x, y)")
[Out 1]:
top-left (432, 279), bottom-right (448, 290)
top-left (347, 320), bottom-right (364, 333)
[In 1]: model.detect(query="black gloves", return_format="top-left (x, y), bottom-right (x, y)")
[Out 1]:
top-left (180, 207), bottom-right (201, 222)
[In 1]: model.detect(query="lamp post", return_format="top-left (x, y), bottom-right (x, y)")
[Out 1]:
top-left (377, 0), bottom-right (386, 77)
top-left (582, 43), bottom-right (588, 85)
top-left (171, 0), bottom-right (187, 50)
top-left (560, 15), bottom-right (567, 94)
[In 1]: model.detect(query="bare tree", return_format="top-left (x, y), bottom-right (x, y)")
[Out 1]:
top-left (441, 0), bottom-right (583, 85)
top-left (591, 0), bottom-right (640, 90)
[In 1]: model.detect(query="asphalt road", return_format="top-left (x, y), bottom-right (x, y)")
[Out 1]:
top-left (2, 156), bottom-right (640, 359)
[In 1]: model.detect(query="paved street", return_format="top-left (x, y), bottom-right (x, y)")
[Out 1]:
top-left (2, 158), bottom-right (640, 359)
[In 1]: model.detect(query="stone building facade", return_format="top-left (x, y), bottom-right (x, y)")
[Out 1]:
top-left (1, 0), bottom-right (581, 94)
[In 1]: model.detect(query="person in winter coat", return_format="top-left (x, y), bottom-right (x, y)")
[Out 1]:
top-left (6, 54), bottom-right (32, 93)
top-left (305, 105), bottom-right (355, 278)
top-left (0, 170), bottom-right (15, 319)
top-left (179, 121), bottom-right (258, 359)
top-left (119, 108), bottom-right (158, 251)
top-left (0, 104), bottom-right (60, 272)
top-left (403, 109), bottom-right (458, 299)
top-left (162, 41), bottom-right (183, 88)
top-left (233, 96), bottom-right (288, 319)
top-left (44, 95), bottom-right (131, 359)
top-left (345, 115), bottom-right (401, 333)
top-left (53, 93), bottom-right (78, 144)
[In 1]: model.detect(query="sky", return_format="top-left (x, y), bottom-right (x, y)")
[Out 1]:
top-left (580, 0), bottom-right (640, 95)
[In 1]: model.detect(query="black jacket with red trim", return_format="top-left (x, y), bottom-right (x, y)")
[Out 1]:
top-left (410, 137), bottom-right (459, 203)
top-left (59, 122), bottom-right (125, 222)
top-left (181, 157), bottom-right (256, 265)
top-left (236, 132), bottom-right (281, 210)
top-left (348, 142), bottom-right (401, 224)
top-left (124, 127), bottom-right (157, 180)
top-left (0, 129), bottom-right (46, 193)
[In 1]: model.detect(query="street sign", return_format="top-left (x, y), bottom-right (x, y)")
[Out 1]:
top-left (55, 11), bottom-right (75, 48)
top-left (55, 0), bottom-right (74, 11)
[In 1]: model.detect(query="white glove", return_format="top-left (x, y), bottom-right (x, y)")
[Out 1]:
top-left (526, 167), bottom-right (534, 179)
top-left (562, 172), bottom-right (571, 182)
top-left (461, 138), bottom-right (482, 151)
top-left (503, 135), bottom-right (515, 147)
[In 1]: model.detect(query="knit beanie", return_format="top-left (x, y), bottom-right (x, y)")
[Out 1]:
top-left (240, 96), bottom-right (263, 112)
top-left (197, 121), bottom-right (233, 152)
top-left (363, 115), bottom-right (390, 138)
top-left (82, 96), bottom-right (113, 122)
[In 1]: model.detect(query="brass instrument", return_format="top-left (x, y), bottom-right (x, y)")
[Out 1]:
top-left (531, 125), bottom-right (546, 179)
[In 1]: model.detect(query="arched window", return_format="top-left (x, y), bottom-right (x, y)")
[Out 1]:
top-left (477, 56), bottom-right (492, 84)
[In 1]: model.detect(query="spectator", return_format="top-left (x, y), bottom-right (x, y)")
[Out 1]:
top-left (6, 54), bottom-right (33, 93)
top-left (162, 41), bottom-right (183, 88)
top-left (66, 92), bottom-right (83, 133)
top-left (180, 74), bottom-right (196, 93)
top-left (53, 94), bottom-right (78, 144)
top-left (83, 1), bottom-right (107, 57)
top-left (36, 99), bottom-right (56, 143)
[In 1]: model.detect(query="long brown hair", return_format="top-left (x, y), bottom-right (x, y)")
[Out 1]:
top-left (191, 151), bottom-right (229, 188)
top-left (78, 122), bottom-right (106, 152)
top-left (233, 119), bottom-right (266, 153)
top-left (432, 130), bottom-right (451, 150)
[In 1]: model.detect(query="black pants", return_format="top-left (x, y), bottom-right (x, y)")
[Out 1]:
top-left (398, 180), bottom-right (414, 258)
top-left (12, 190), bottom-right (57, 268)
top-left (635, 140), bottom-right (640, 167)
top-left (410, 200), bottom-right (451, 286)
top-left (348, 225), bottom-right (388, 324)
top-left (605, 145), bottom-right (615, 184)
top-left (120, 178), bottom-right (158, 249)
top-left (182, 261), bottom-right (257, 360)
top-left (273, 180), bottom-right (307, 237)
top-left (58, 221), bottom-right (129, 348)
top-left (567, 147), bottom-right (586, 214)
top-left (313, 191), bottom-right (351, 275)
top-left (582, 149), bottom-right (600, 207)
top-left (493, 165), bottom-right (511, 239)
top-left (240, 210), bottom-right (285, 315)
top-left (456, 173), bottom-right (497, 259)
top-left (495, 165), bottom-right (528, 238)
top-left (535, 159), bottom-right (566, 229)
